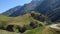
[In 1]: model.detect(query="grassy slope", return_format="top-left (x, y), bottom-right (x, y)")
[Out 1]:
top-left (23, 26), bottom-right (45, 34)
top-left (23, 26), bottom-right (60, 34)
top-left (0, 12), bottom-right (45, 34)
top-left (0, 12), bottom-right (44, 27)
top-left (0, 30), bottom-right (18, 34)
top-left (7, 14), bottom-right (33, 27)
top-left (0, 13), bottom-right (35, 27)
top-left (42, 27), bottom-right (57, 34)
top-left (0, 12), bottom-right (58, 34)
top-left (7, 13), bottom-right (43, 27)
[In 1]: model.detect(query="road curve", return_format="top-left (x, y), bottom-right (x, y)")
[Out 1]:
top-left (49, 24), bottom-right (60, 30)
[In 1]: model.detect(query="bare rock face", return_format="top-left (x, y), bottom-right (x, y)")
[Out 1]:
top-left (35, 0), bottom-right (60, 22)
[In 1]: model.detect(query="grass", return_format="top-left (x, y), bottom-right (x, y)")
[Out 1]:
top-left (0, 12), bottom-right (45, 33)
top-left (0, 12), bottom-right (56, 34)
top-left (6, 12), bottom-right (45, 27)
top-left (42, 27), bottom-right (57, 34)
top-left (57, 23), bottom-right (60, 27)
top-left (23, 25), bottom-right (60, 34)
top-left (0, 13), bottom-right (37, 28)
top-left (23, 26), bottom-right (45, 34)
top-left (0, 30), bottom-right (18, 34)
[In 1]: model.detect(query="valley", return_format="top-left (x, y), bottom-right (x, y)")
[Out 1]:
top-left (0, 0), bottom-right (60, 34)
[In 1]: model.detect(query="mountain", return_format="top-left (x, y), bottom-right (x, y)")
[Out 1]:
top-left (2, 6), bottom-right (22, 16)
top-left (2, 0), bottom-right (60, 22)
top-left (2, 0), bottom-right (43, 17)
top-left (35, 0), bottom-right (60, 22)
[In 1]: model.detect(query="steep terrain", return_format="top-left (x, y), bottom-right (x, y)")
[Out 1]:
top-left (2, 6), bottom-right (22, 16)
top-left (2, 0), bottom-right (43, 17)
top-left (0, 12), bottom-right (47, 33)
top-left (2, 0), bottom-right (60, 22)
top-left (23, 26), bottom-right (60, 34)
top-left (0, 0), bottom-right (60, 34)
top-left (35, 0), bottom-right (60, 22)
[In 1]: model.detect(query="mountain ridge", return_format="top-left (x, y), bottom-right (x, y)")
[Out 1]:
top-left (2, 0), bottom-right (43, 17)
top-left (2, 0), bottom-right (60, 22)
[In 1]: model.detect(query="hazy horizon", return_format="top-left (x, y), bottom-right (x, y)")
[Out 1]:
top-left (0, 0), bottom-right (32, 13)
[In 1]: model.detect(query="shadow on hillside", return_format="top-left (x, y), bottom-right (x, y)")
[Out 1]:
top-left (0, 21), bottom-right (43, 33)
top-left (5, 25), bottom-right (27, 33)
top-left (6, 25), bottom-right (14, 32)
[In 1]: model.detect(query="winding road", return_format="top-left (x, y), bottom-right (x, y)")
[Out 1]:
top-left (49, 24), bottom-right (60, 30)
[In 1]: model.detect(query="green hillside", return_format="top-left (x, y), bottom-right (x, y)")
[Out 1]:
top-left (0, 12), bottom-right (59, 34)
top-left (0, 30), bottom-right (18, 34)
top-left (0, 12), bottom-right (46, 33)
top-left (23, 26), bottom-right (60, 34)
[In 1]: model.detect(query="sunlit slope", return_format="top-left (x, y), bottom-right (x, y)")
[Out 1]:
top-left (23, 26), bottom-right (60, 34)
top-left (0, 12), bottom-right (47, 33)
top-left (0, 12), bottom-right (46, 27)
top-left (0, 30), bottom-right (18, 34)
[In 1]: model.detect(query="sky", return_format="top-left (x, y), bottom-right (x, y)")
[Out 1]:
top-left (0, 0), bottom-right (32, 13)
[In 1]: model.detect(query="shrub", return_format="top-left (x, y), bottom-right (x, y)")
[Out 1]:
top-left (0, 21), bottom-right (7, 29)
top-left (30, 21), bottom-right (43, 29)
top-left (13, 25), bottom-right (21, 33)
top-left (6, 25), bottom-right (14, 32)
